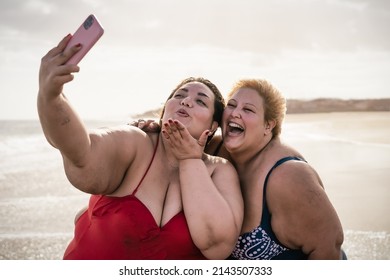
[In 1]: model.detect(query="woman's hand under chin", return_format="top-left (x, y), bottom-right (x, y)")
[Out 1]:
top-left (162, 119), bottom-right (209, 160)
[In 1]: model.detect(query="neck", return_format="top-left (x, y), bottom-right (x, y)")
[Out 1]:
top-left (160, 134), bottom-right (180, 169)
top-left (230, 136), bottom-right (276, 172)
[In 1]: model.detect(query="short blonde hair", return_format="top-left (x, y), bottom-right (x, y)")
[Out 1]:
top-left (227, 79), bottom-right (286, 137)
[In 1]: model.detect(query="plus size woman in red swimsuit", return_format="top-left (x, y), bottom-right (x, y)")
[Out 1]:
top-left (37, 35), bottom-right (243, 260)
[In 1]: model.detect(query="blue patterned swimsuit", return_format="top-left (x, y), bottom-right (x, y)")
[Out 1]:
top-left (230, 157), bottom-right (308, 260)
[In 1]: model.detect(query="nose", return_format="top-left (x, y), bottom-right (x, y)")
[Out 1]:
top-left (180, 97), bottom-right (193, 107)
top-left (230, 107), bottom-right (241, 118)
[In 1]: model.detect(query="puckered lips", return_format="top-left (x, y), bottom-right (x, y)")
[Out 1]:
top-left (226, 121), bottom-right (244, 136)
top-left (176, 108), bottom-right (189, 117)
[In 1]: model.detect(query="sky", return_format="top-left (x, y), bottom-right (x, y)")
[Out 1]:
top-left (1, 0), bottom-right (389, 120)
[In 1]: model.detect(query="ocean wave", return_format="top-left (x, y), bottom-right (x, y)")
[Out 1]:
top-left (0, 135), bottom-right (60, 174)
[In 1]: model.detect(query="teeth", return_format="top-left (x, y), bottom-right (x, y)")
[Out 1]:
top-left (229, 122), bottom-right (244, 130)
top-left (228, 122), bottom-right (243, 130)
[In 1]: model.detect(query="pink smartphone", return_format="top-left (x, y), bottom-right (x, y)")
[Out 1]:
top-left (64, 14), bottom-right (104, 65)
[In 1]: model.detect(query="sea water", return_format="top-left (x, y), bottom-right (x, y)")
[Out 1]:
top-left (0, 116), bottom-right (389, 259)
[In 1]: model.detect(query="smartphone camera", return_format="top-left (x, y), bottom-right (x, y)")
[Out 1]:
top-left (83, 15), bottom-right (94, 30)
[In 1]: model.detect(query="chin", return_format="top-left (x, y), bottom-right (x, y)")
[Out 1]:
top-left (223, 137), bottom-right (239, 151)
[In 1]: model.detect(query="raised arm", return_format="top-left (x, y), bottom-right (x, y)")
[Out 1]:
top-left (37, 35), bottom-right (141, 195)
top-left (38, 34), bottom-right (88, 160)
top-left (162, 120), bottom-right (244, 259)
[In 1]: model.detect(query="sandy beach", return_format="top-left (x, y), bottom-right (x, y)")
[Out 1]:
top-left (283, 112), bottom-right (390, 260)
top-left (0, 112), bottom-right (389, 260)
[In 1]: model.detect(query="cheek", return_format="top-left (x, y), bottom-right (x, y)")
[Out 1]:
top-left (245, 117), bottom-right (264, 136)
top-left (244, 115), bottom-right (258, 127)
top-left (194, 110), bottom-right (214, 129)
top-left (161, 101), bottom-right (175, 119)
top-left (222, 109), bottom-right (230, 122)
top-left (198, 105), bottom-right (214, 118)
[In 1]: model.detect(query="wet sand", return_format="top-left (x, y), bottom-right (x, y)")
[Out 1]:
top-left (0, 112), bottom-right (389, 259)
top-left (284, 112), bottom-right (390, 233)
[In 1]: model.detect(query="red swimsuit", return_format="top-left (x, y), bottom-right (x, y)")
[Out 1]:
top-left (63, 139), bottom-right (206, 260)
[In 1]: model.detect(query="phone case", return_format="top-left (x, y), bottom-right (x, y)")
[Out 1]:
top-left (64, 14), bottom-right (104, 65)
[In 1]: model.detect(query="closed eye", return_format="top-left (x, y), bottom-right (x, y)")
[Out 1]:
top-left (244, 108), bottom-right (255, 113)
top-left (197, 99), bottom-right (207, 106)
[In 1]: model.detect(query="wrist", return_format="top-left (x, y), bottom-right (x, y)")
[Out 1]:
top-left (179, 157), bottom-right (203, 165)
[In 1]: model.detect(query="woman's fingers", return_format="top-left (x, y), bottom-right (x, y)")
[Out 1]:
top-left (161, 119), bottom-right (205, 160)
top-left (45, 34), bottom-right (72, 58)
top-left (39, 35), bottom-right (81, 98)
top-left (164, 119), bottom-right (184, 140)
top-left (57, 44), bottom-right (82, 66)
top-left (163, 119), bottom-right (207, 146)
top-left (197, 130), bottom-right (210, 148)
top-left (44, 34), bottom-right (82, 66)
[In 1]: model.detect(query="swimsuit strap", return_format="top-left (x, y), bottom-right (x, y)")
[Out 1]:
top-left (263, 156), bottom-right (306, 196)
top-left (132, 136), bottom-right (160, 195)
top-left (262, 156), bottom-right (306, 217)
top-left (257, 156), bottom-right (307, 243)
top-left (88, 195), bottom-right (102, 219)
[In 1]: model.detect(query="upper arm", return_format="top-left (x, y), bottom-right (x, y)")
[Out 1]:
top-left (63, 125), bottom-right (145, 194)
top-left (211, 160), bottom-right (244, 236)
top-left (178, 155), bottom-right (243, 259)
top-left (268, 162), bottom-right (344, 259)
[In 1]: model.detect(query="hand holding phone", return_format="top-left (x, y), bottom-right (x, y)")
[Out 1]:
top-left (64, 14), bottom-right (104, 65)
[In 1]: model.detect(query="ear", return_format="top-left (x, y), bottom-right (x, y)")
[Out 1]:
top-left (210, 121), bottom-right (218, 134)
top-left (265, 120), bottom-right (276, 135)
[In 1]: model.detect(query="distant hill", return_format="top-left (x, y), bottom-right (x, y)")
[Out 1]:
top-left (131, 98), bottom-right (390, 118)
top-left (132, 108), bottom-right (162, 119)
top-left (286, 98), bottom-right (390, 114)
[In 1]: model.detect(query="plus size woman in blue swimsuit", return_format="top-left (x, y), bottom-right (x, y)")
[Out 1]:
top-left (206, 79), bottom-right (345, 260)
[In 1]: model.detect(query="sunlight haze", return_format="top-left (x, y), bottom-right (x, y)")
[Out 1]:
top-left (1, 0), bottom-right (389, 120)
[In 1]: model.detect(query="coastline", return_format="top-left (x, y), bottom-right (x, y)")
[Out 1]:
top-left (0, 112), bottom-right (389, 260)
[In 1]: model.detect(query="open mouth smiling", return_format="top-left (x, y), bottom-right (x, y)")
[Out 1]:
top-left (227, 122), bottom-right (244, 135)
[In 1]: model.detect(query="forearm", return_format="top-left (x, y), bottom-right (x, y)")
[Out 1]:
top-left (37, 92), bottom-right (90, 166)
top-left (179, 159), bottom-right (239, 259)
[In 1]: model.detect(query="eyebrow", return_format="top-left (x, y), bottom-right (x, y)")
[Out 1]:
top-left (229, 98), bottom-right (257, 108)
top-left (179, 88), bottom-right (210, 99)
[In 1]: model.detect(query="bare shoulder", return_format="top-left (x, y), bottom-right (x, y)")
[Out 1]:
top-left (65, 124), bottom-right (158, 195)
top-left (265, 159), bottom-right (327, 216)
top-left (203, 154), bottom-right (239, 189)
top-left (88, 124), bottom-right (153, 150)
top-left (271, 159), bottom-right (322, 192)
top-left (267, 155), bottom-right (343, 257)
top-left (89, 124), bottom-right (147, 139)
top-left (203, 153), bottom-right (234, 169)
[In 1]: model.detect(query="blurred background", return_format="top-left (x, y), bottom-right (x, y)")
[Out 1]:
top-left (0, 0), bottom-right (389, 120)
top-left (0, 0), bottom-right (389, 260)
